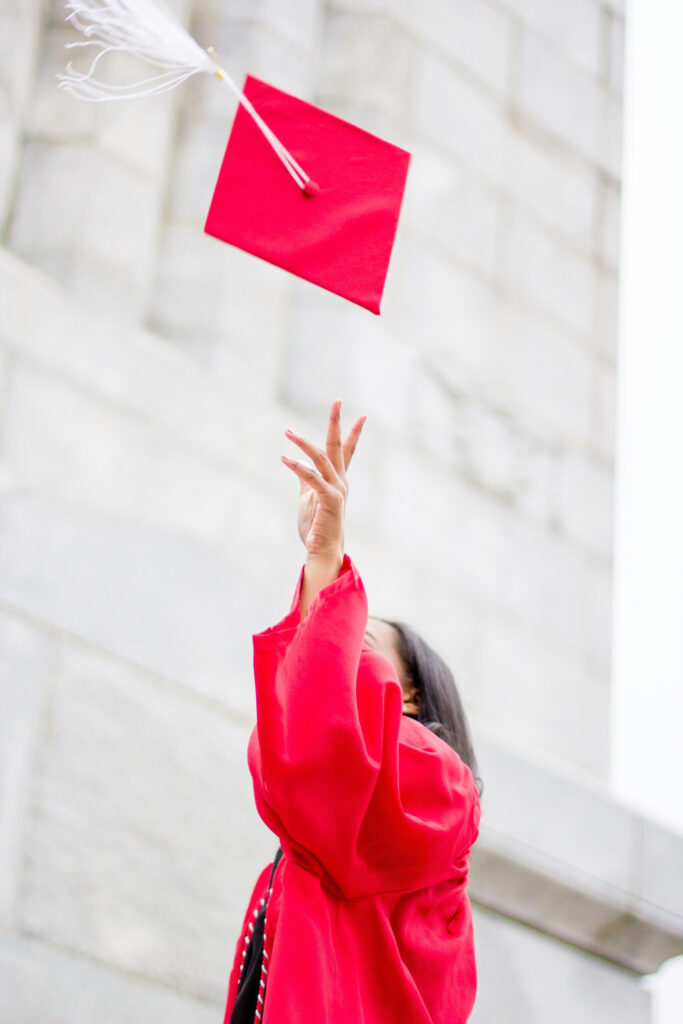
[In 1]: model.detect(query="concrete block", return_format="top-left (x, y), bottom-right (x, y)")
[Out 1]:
top-left (490, 301), bottom-right (600, 456)
top-left (0, 103), bottom-right (19, 229)
top-left (583, 553), bottom-right (613, 672)
top-left (590, 358), bottom-right (618, 462)
top-left (603, 85), bottom-right (625, 180)
top-left (328, 0), bottom-right (514, 96)
top-left (472, 840), bottom-right (683, 975)
top-left (28, 27), bottom-right (177, 178)
top-left (368, 440), bottom-right (613, 673)
top-left (641, 820), bottom-right (683, 928)
top-left (219, 0), bottom-right (322, 52)
top-left (8, 141), bottom-right (158, 324)
top-left (0, 250), bottom-right (300, 498)
top-left (516, 29), bottom-right (615, 175)
top-left (0, 351), bottom-right (308, 575)
top-left (413, 77), bottom-right (599, 257)
top-left (149, 223), bottom-right (289, 381)
top-left (402, 152), bottom-right (504, 279)
top-left (46, 0), bottom-right (191, 29)
top-left (601, 0), bottom-right (625, 15)
top-left (17, 640), bottom-right (277, 1002)
top-left (609, 14), bottom-right (626, 96)
top-left (413, 52), bottom-right (513, 180)
top-left (501, 0), bottom-right (603, 79)
top-left (397, 239), bottom-right (502, 371)
top-left (0, 333), bottom-right (11, 414)
top-left (503, 130), bottom-right (598, 253)
top-left (413, 355), bottom-right (565, 529)
top-left (597, 265), bottom-right (620, 362)
top-left (0, 252), bottom-right (317, 608)
top-left (476, 611), bottom-right (610, 777)
top-left (0, 249), bottom-right (210, 427)
top-left (319, 13), bottom-right (417, 124)
top-left (475, 737), bottom-right (637, 896)
top-left (470, 906), bottom-right (651, 1024)
top-left (526, 515), bottom-right (612, 673)
top-left (499, 204), bottom-right (613, 359)
top-left (397, 239), bottom-right (608, 456)
top-left (0, 361), bottom-right (289, 564)
top-left (400, 0), bottom-right (514, 96)
top-left (0, 932), bottom-right (220, 1024)
top-left (598, 179), bottom-right (622, 271)
top-left (164, 113), bottom-right (228, 226)
top-left (555, 446), bottom-right (615, 558)
top-left (0, 492), bottom-right (273, 717)
top-left (0, 0), bottom-right (43, 118)
top-left (392, 237), bottom-right (617, 472)
top-left (0, 614), bottom-right (52, 928)
top-left (280, 294), bottom-right (421, 440)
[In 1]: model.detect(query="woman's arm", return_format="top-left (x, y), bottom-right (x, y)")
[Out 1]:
top-left (280, 398), bottom-right (365, 618)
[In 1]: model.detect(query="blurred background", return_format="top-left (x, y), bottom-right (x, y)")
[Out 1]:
top-left (1, 1), bottom-right (681, 1022)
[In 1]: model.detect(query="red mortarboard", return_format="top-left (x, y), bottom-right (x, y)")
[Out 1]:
top-left (204, 75), bottom-right (411, 315)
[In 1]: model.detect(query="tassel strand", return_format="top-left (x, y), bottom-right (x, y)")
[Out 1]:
top-left (56, 0), bottom-right (316, 191)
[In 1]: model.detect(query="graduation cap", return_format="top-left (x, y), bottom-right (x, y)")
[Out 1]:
top-left (58, 0), bottom-right (411, 314)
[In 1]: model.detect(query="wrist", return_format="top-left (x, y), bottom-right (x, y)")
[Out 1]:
top-left (306, 547), bottom-right (344, 571)
top-left (299, 549), bottom-right (345, 619)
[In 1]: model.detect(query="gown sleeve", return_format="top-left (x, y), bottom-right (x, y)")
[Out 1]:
top-left (247, 553), bottom-right (481, 899)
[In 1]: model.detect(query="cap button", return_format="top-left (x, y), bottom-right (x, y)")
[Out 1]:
top-left (303, 179), bottom-right (320, 198)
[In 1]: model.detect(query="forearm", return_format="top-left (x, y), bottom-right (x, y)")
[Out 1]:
top-left (299, 550), bottom-right (344, 619)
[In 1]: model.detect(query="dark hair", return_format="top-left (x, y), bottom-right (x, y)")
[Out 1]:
top-left (378, 619), bottom-right (484, 799)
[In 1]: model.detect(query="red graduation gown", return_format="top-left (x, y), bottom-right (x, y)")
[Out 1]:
top-left (222, 553), bottom-right (481, 1024)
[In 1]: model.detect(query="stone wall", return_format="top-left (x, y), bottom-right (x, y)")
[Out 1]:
top-left (2, 1), bottom-right (679, 1022)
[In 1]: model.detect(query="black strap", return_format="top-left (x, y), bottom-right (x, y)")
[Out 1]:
top-left (230, 847), bottom-right (283, 1024)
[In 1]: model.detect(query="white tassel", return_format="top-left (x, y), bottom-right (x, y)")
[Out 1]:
top-left (57, 0), bottom-right (216, 100)
top-left (56, 0), bottom-right (315, 191)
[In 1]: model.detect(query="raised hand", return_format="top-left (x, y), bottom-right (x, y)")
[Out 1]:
top-left (281, 399), bottom-right (366, 564)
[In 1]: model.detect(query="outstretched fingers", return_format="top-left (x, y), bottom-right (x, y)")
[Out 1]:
top-left (280, 454), bottom-right (343, 502)
top-left (343, 414), bottom-right (367, 470)
top-left (284, 428), bottom-right (343, 488)
top-left (282, 402), bottom-right (367, 486)
top-left (326, 398), bottom-right (344, 474)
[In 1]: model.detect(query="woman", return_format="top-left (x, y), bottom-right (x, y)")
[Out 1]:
top-left (223, 400), bottom-right (482, 1024)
